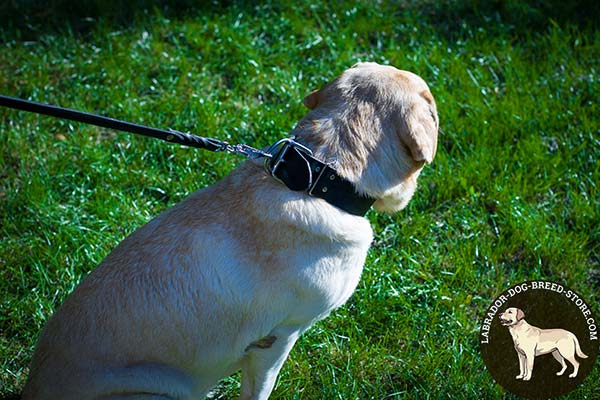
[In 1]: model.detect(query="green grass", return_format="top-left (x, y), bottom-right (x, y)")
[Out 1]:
top-left (1, 1), bottom-right (599, 398)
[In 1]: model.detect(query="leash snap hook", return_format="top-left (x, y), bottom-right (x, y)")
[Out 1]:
top-left (213, 141), bottom-right (272, 160)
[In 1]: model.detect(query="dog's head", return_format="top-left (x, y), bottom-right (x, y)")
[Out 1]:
top-left (295, 62), bottom-right (438, 213)
top-left (499, 307), bottom-right (525, 327)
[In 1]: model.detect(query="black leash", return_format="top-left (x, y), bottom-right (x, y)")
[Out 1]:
top-left (0, 94), bottom-right (375, 215)
top-left (0, 94), bottom-right (270, 159)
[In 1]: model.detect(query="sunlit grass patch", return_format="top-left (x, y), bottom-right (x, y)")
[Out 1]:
top-left (1, 1), bottom-right (598, 398)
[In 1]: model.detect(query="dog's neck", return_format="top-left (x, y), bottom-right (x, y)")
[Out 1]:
top-left (508, 319), bottom-right (531, 337)
top-left (290, 105), bottom-right (424, 211)
top-left (290, 115), bottom-right (373, 188)
top-left (228, 160), bottom-right (374, 245)
top-left (264, 139), bottom-right (376, 216)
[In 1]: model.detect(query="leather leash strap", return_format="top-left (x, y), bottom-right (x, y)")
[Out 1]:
top-left (0, 94), bottom-right (271, 157)
top-left (1, 95), bottom-right (375, 216)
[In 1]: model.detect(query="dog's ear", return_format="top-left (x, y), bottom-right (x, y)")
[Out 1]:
top-left (516, 308), bottom-right (525, 321)
top-left (399, 90), bottom-right (438, 163)
top-left (303, 90), bottom-right (320, 109)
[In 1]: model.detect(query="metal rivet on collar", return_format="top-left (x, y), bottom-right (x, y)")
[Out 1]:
top-left (322, 187), bottom-right (328, 193)
top-left (315, 166), bottom-right (321, 172)
top-left (329, 174), bottom-right (335, 180)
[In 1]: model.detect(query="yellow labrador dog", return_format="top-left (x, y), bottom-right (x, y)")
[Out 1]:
top-left (500, 307), bottom-right (588, 381)
top-left (22, 62), bottom-right (438, 400)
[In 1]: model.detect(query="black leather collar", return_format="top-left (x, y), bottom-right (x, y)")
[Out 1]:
top-left (264, 139), bottom-right (375, 216)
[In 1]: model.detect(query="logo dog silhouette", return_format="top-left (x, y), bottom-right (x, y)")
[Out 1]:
top-left (499, 307), bottom-right (588, 381)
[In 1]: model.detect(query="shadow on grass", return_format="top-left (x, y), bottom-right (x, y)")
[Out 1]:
top-left (1, 0), bottom-right (598, 42)
top-left (0, 394), bottom-right (20, 400)
top-left (0, 0), bottom-right (231, 40)
top-left (416, 0), bottom-right (600, 36)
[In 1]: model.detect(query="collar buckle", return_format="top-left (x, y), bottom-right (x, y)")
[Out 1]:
top-left (265, 138), bottom-right (314, 189)
top-left (263, 138), bottom-right (375, 216)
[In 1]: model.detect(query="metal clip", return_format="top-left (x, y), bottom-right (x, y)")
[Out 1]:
top-left (213, 141), bottom-right (272, 160)
top-left (230, 143), bottom-right (273, 159)
top-left (264, 138), bottom-right (313, 157)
